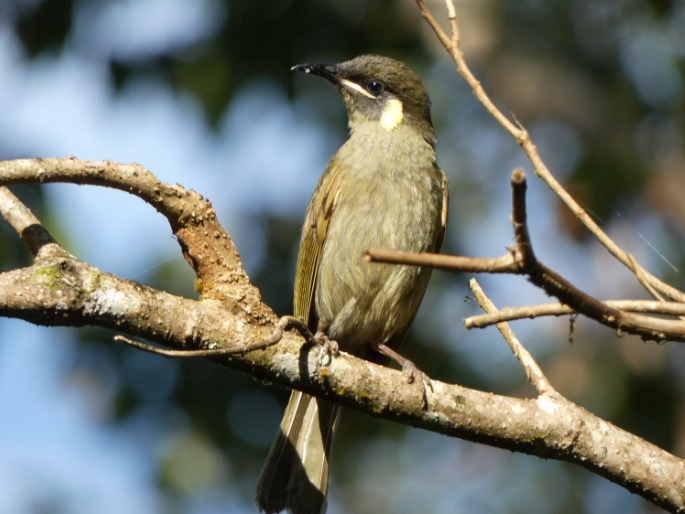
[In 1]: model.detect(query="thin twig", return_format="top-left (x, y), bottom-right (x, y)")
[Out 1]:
top-left (114, 316), bottom-right (316, 357)
top-left (627, 253), bottom-right (665, 302)
top-left (113, 334), bottom-right (280, 357)
top-left (465, 300), bottom-right (685, 329)
top-left (415, 0), bottom-right (522, 137)
top-left (364, 250), bottom-right (517, 273)
top-left (470, 278), bottom-right (555, 396)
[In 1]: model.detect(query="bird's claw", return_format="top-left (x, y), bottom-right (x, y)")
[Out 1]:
top-left (400, 360), bottom-right (433, 408)
top-left (314, 330), bottom-right (339, 365)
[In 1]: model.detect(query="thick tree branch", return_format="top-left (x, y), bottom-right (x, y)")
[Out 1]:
top-left (0, 157), bottom-right (263, 307)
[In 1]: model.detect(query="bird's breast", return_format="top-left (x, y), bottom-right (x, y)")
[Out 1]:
top-left (314, 133), bottom-right (443, 353)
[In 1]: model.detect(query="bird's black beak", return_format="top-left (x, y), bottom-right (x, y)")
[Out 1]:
top-left (291, 63), bottom-right (338, 83)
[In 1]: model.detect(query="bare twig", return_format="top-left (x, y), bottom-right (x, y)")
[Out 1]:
top-left (364, 250), bottom-right (517, 273)
top-left (414, 0), bottom-right (685, 303)
top-left (465, 299), bottom-right (685, 328)
top-left (470, 278), bottom-right (555, 395)
top-left (113, 316), bottom-right (316, 357)
top-left (415, 0), bottom-right (520, 136)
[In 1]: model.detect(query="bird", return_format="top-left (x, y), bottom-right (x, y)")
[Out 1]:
top-left (255, 54), bottom-right (448, 514)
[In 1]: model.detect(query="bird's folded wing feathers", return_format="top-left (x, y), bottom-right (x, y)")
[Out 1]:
top-left (294, 159), bottom-right (344, 326)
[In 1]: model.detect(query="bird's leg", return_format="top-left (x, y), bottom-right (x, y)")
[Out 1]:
top-left (373, 342), bottom-right (432, 408)
top-left (373, 342), bottom-right (422, 382)
top-left (314, 323), bottom-right (339, 365)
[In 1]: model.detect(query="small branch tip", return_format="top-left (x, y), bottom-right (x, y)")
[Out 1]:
top-left (512, 168), bottom-right (526, 183)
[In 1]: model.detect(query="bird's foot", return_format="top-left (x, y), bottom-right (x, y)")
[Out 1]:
top-left (374, 342), bottom-right (433, 409)
top-left (314, 330), bottom-right (339, 365)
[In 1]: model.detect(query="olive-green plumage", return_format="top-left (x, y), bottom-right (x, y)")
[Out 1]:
top-left (256, 55), bottom-right (448, 514)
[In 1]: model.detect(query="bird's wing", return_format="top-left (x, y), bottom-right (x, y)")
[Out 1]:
top-left (293, 158), bottom-right (344, 328)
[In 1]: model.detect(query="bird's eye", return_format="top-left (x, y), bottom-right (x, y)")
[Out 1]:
top-left (365, 80), bottom-right (384, 96)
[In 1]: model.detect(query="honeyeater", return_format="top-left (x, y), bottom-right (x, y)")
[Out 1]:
top-left (256, 55), bottom-right (449, 514)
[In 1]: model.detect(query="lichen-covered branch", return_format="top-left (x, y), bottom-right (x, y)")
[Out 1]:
top-left (0, 157), bottom-right (262, 307)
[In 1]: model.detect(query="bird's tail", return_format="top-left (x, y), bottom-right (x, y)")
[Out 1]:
top-left (256, 391), bottom-right (339, 514)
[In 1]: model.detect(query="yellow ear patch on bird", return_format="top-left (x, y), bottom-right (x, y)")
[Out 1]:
top-left (339, 79), bottom-right (376, 99)
top-left (380, 98), bottom-right (404, 130)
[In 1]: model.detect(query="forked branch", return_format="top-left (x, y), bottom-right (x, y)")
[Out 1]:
top-left (367, 170), bottom-right (685, 342)
top-left (414, 0), bottom-right (685, 304)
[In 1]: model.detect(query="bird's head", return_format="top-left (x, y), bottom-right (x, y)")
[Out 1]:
top-left (292, 55), bottom-right (435, 142)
